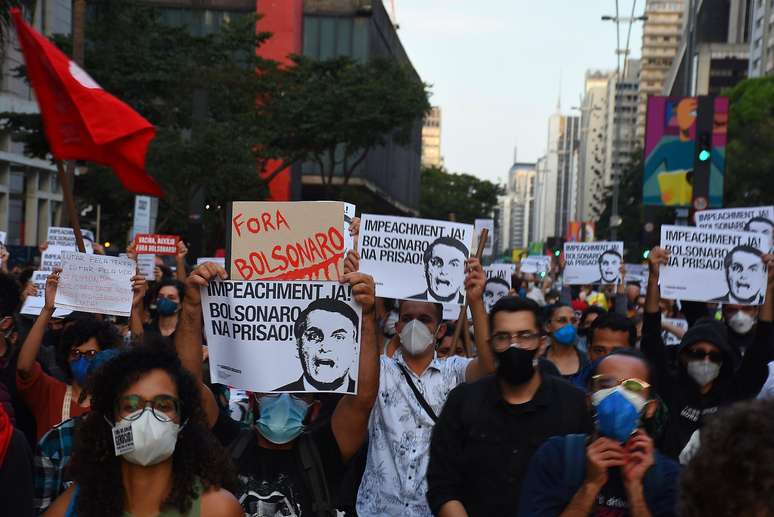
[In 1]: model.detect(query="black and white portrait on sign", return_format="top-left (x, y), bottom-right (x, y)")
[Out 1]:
top-left (744, 216), bottom-right (774, 252)
top-left (410, 236), bottom-right (469, 304)
top-left (712, 245), bottom-right (766, 304)
top-left (595, 249), bottom-right (622, 285)
top-left (277, 297), bottom-right (360, 393)
top-left (696, 206), bottom-right (774, 253)
top-left (563, 241), bottom-right (625, 286)
top-left (483, 277), bottom-right (510, 313)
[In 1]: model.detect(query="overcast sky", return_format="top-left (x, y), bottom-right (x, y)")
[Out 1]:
top-left (397, 0), bottom-right (644, 185)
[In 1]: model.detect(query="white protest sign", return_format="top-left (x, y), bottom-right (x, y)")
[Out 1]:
top-left (660, 225), bottom-right (771, 305)
top-left (696, 206), bottom-right (774, 252)
top-left (47, 227), bottom-right (94, 253)
top-left (662, 318), bottom-right (689, 346)
top-left (20, 270), bottom-right (71, 318)
top-left (358, 214), bottom-right (474, 305)
top-left (55, 251), bottom-right (135, 317)
top-left (563, 241), bottom-right (624, 285)
top-left (474, 219), bottom-right (495, 256)
top-left (40, 250), bottom-right (62, 271)
top-left (343, 202), bottom-right (357, 253)
top-left (0, 231), bottom-right (6, 247)
top-left (484, 264), bottom-right (515, 312)
top-left (625, 263), bottom-right (650, 294)
top-left (202, 280), bottom-right (362, 394)
top-left (136, 254), bottom-right (155, 280)
top-left (520, 256), bottom-right (551, 275)
top-left (196, 257), bottom-right (226, 267)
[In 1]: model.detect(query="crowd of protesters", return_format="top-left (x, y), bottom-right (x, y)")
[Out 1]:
top-left (0, 226), bottom-right (772, 517)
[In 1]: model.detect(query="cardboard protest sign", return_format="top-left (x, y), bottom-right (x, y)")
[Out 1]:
top-left (564, 242), bottom-right (624, 285)
top-left (47, 226), bottom-right (94, 253)
top-left (520, 256), bottom-right (551, 275)
top-left (229, 201), bottom-right (346, 282)
top-left (484, 264), bottom-right (516, 312)
top-left (659, 225), bottom-right (771, 305)
top-left (474, 219), bottom-right (494, 256)
top-left (134, 234), bottom-right (178, 255)
top-left (662, 318), bottom-right (689, 346)
top-left (695, 206), bottom-right (774, 251)
top-left (202, 280), bottom-right (362, 394)
top-left (20, 270), bottom-right (71, 318)
top-left (55, 252), bottom-right (135, 316)
top-left (357, 214), bottom-right (474, 305)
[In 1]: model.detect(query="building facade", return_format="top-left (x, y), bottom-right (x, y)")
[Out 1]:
top-left (497, 161), bottom-right (535, 253)
top-left (421, 106), bottom-right (443, 168)
top-left (749, 0), bottom-right (774, 76)
top-left (606, 59), bottom-right (641, 191)
top-left (637, 0), bottom-right (685, 143)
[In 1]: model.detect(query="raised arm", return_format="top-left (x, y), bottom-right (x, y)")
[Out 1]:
top-left (17, 269), bottom-right (59, 378)
top-left (641, 247), bottom-right (671, 388)
top-left (129, 272), bottom-right (147, 342)
top-left (175, 240), bottom-right (188, 283)
top-left (644, 247), bottom-right (668, 315)
top-left (332, 251), bottom-right (379, 462)
top-left (464, 258), bottom-right (496, 382)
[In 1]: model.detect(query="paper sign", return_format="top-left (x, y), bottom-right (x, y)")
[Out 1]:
top-left (55, 252), bottom-right (135, 316)
top-left (662, 318), bottom-right (689, 346)
top-left (357, 214), bottom-right (474, 305)
top-left (625, 263), bottom-right (650, 294)
top-left (520, 256), bottom-right (551, 275)
top-left (659, 225), bottom-right (771, 305)
top-left (40, 250), bottom-right (63, 271)
top-left (230, 201), bottom-right (346, 282)
top-left (137, 254), bottom-right (156, 280)
top-left (134, 234), bottom-right (178, 255)
top-left (696, 206), bottom-right (774, 251)
top-left (564, 242), bottom-right (624, 285)
top-left (343, 202), bottom-right (357, 253)
top-left (20, 270), bottom-right (71, 318)
top-left (0, 231), bottom-right (6, 247)
top-left (474, 219), bottom-right (495, 256)
top-left (47, 227), bottom-right (93, 253)
top-left (197, 257), bottom-right (226, 267)
top-left (484, 264), bottom-right (515, 312)
top-left (112, 423), bottom-right (135, 456)
top-left (202, 280), bottom-right (362, 394)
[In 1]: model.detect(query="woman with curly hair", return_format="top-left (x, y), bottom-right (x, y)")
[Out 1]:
top-left (44, 344), bottom-right (242, 517)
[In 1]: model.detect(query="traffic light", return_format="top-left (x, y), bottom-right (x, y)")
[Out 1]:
top-left (553, 249), bottom-right (560, 257)
top-left (642, 249), bottom-right (650, 259)
top-left (697, 131), bottom-right (711, 162)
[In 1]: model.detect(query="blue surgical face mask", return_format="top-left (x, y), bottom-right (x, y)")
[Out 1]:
top-left (156, 298), bottom-right (179, 316)
top-left (255, 394), bottom-right (310, 445)
top-left (591, 386), bottom-right (648, 443)
top-left (552, 323), bottom-right (577, 346)
top-left (69, 356), bottom-right (93, 386)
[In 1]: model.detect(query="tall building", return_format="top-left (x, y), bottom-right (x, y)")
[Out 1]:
top-left (636, 0), bottom-right (685, 143)
top-left (0, 3), bottom-right (68, 248)
top-left (497, 161), bottom-right (535, 252)
top-left (421, 106), bottom-right (443, 168)
top-left (606, 59), bottom-right (641, 190)
top-left (748, 0), bottom-right (772, 77)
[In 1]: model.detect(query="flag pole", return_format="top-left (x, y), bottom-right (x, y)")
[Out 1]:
top-left (56, 160), bottom-right (87, 253)
top-left (452, 228), bottom-right (488, 353)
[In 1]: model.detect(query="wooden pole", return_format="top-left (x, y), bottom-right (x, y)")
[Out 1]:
top-left (451, 228), bottom-right (488, 353)
top-left (56, 161), bottom-right (87, 253)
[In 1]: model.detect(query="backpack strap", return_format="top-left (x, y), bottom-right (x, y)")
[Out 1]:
top-left (563, 433), bottom-right (589, 489)
top-left (296, 433), bottom-right (334, 517)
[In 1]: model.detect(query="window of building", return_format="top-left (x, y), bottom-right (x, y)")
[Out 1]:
top-left (8, 170), bottom-right (25, 246)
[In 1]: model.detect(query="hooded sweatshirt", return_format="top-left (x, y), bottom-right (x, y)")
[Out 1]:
top-left (641, 312), bottom-right (773, 459)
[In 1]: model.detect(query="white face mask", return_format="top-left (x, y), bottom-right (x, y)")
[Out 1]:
top-left (110, 409), bottom-right (181, 466)
top-left (686, 360), bottom-right (721, 387)
top-left (399, 319), bottom-right (435, 356)
top-left (727, 311), bottom-right (756, 335)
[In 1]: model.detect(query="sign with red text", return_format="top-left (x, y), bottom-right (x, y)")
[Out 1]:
top-left (229, 201), bottom-right (346, 281)
top-left (134, 234), bottom-right (178, 255)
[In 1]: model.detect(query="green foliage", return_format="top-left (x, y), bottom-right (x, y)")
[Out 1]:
top-left (419, 165), bottom-right (504, 224)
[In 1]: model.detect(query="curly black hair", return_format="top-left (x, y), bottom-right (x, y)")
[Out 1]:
top-left (55, 316), bottom-right (121, 382)
top-left (0, 271), bottom-right (21, 318)
top-left (680, 398), bottom-right (774, 517)
top-left (70, 342), bottom-right (237, 517)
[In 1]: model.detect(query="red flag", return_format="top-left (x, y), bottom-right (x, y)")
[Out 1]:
top-left (10, 9), bottom-right (163, 197)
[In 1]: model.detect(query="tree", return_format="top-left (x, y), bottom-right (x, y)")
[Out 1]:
top-left (419, 165), bottom-right (504, 224)
top-left (253, 55), bottom-right (431, 198)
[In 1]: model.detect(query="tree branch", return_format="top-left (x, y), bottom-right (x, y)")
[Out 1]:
top-left (262, 159), bottom-right (295, 184)
top-left (343, 148), bottom-right (369, 186)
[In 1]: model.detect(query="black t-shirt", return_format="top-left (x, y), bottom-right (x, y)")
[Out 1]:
top-left (593, 469), bottom-right (629, 517)
top-left (213, 412), bottom-right (344, 517)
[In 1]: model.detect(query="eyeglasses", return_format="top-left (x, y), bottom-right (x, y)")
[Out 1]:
top-left (116, 394), bottom-right (181, 422)
top-left (69, 349), bottom-right (99, 360)
top-left (685, 349), bottom-right (723, 363)
top-left (489, 331), bottom-right (541, 351)
top-left (591, 375), bottom-right (650, 394)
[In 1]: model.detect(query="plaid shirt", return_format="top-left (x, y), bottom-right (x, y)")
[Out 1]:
top-left (33, 416), bottom-right (78, 515)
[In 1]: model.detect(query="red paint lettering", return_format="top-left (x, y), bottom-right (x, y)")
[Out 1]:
top-left (249, 252), bottom-right (266, 276)
top-left (286, 245), bottom-right (300, 267)
top-left (328, 226), bottom-right (344, 251)
top-left (246, 217), bottom-right (261, 234)
top-left (276, 210), bottom-right (290, 230)
top-left (315, 232), bottom-right (334, 258)
top-left (261, 212), bottom-right (275, 231)
top-left (234, 258), bottom-right (253, 280)
top-left (232, 214), bottom-right (245, 238)
top-left (271, 246), bottom-right (289, 271)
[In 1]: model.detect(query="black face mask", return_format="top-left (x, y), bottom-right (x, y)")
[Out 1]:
top-left (496, 346), bottom-right (538, 386)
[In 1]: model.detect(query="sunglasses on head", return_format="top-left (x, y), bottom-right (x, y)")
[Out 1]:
top-left (685, 349), bottom-right (723, 363)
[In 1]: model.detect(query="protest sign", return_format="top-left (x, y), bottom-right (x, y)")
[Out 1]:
top-left (20, 270), bottom-right (71, 318)
top-left (229, 201), bottom-right (346, 282)
top-left (563, 241), bottom-right (624, 285)
top-left (47, 226), bottom-right (94, 253)
top-left (39, 250), bottom-right (62, 271)
top-left (55, 252), bottom-right (135, 316)
top-left (659, 225), bottom-right (771, 305)
top-left (625, 263), bottom-right (650, 294)
top-left (134, 234), bottom-right (178, 255)
top-left (662, 318), bottom-right (689, 346)
top-left (483, 264), bottom-right (516, 312)
top-left (202, 279), bottom-right (362, 394)
top-left (357, 214), bottom-right (473, 305)
top-left (695, 206), bottom-right (774, 251)
top-left (474, 219), bottom-right (494, 256)
top-left (0, 231), bottom-right (6, 247)
top-left (520, 256), bottom-right (551, 275)
top-left (196, 257), bottom-right (226, 268)
top-left (343, 202), bottom-right (356, 253)
top-left (137, 254), bottom-right (155, 280)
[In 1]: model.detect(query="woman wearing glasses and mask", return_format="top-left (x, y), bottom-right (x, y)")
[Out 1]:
top-left (44, 344), bottom-right (241, 517)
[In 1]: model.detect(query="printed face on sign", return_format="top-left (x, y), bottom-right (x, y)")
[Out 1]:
top-left (296, 301), bottom-right (359, 390)
top-left (424, 238), bottom-right (467, 302)
top-left (745, 217), bottom-right (774, 249)
top-left (724, 247), bottom-right (764, 303)
top-left (598, 250), bottom-right (622, 284)
top-left (484, 278), bottom-right (510, 313)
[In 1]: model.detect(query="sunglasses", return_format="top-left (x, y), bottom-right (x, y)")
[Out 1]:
top-left (69, 349), bottom-right (99, 360)
top-left (591, 375), bottom-right (650, 394)
top-left (685, 349), bottom-right (723, 363)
